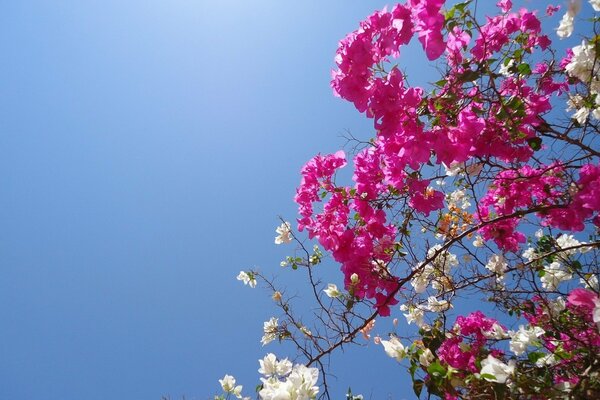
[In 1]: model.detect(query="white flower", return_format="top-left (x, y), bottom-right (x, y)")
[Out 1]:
top-left (258, 353), bottom-right (293, 377)
top-left (590, 0), bottom-right (600, 12)
top-left (237, 271), bottom-right (257, 288)
top-left (499, 59), bottom-right (515, 76)
top-left (400, 304), bottom-right (426, 328)
top-left (323, 283), bottom-right (341, 298)
top-left (556, 234), bottom-right (585, 254)
top-left (261, 317), bottom-right (279, 346)
top-left (509, 325), bottom-right (545, 355)
top-left (381, 336), bottom-right (406, 361)
top-left (535, 353), bottom-right (558, 367)
top-left (219, 375), bottom-right (243, 398)
top-left (485, 254), bottom-right (508, 278)
top-left (480, 355), bottom-right (515, 383)
top-left (287, 364), bottom-right (319, 399)
top-left (535, 229), bottom-right (544, 239)
top-left (522, 247), bottom-right (536, 262)
top-left (581, 275), bottom-right (599, 290)
top-left (426, 296), bottom-right (452, 312)
top-left (565, 41), bottom-right (598, 82)
top-left (274, 222), bottom-right (293, 244)
top-left (557, 0), bottom-right (582, 39)
top-left (419, 348), bottom-right (434, 367)
top-left (541, 262), bottom-right (572, 291)
top-left (473, 235), bottom-right (485, 248)
top-left (483, 323), bottom-right (509, 339)
top-left (428, 244), bottom-right (459, 273)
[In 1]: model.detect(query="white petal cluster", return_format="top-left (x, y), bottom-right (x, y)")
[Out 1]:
top-left (557, 0), bottom-right (582, 38)
top-left (509, 325), bottom-right (545, 355)
top-left (591, 0), bottom-right (600, 11)
top-left (485, 254), bottom-right (508, 280)
top-left (541, 262), bottom-right (573, 291)
top-left (381, 335), bottom-right (407, 361)
top-left (419, 348), bottom-right (434, 367)
top-left (480, 355), bottom-right (515, 384)
top-left (483, 323), bottom-right (509, 340)
top-left (258, 356), bottom-right (319, 400)
top-left (258, 353), bottom-right (293, 377)
top-left (556, 234), bottom-right (587, 254)
top-left (564, 40), bottom-right (600, 122)
top-left (219, 375), bottom-right (244, 399)
top-left (400, 304), bottom-right (426, 328)
top-left (323, 283), bottom-right (341, 298)
top-left (261, 317), bottom-right (279, 346)
top-left (411, 245), bottom-right (458, 293)
top-left (237, 271), bottom-right (257, 288)
top-left (426, 296), bottom-right (452, 312)
top-left (274, 221), bottom-right (293, 245)
top-left (446, 189), bottom-right (471, 209)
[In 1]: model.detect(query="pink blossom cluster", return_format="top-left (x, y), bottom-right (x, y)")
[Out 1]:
top-left (295, 0), bottom-right (600, 315)
top-left (437, 311), bottom-right (505, 373)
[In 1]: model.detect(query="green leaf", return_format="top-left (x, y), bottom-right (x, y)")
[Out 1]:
top-left (517, 63), bottom-right (532, 75)
top-left (480, 373), bottom-right (497, 381)
top-left (527, 137), bottom-right (542, 151)
top-left (427, 361), bottom-right (446, 377)
top-left (528, 351), bottom-right (545, 364)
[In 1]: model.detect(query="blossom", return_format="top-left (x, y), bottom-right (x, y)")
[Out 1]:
top-left (419, 348), bottom-right (434, 367)
top-left (556, 0), bottom-right (581, 39)
top-left (219, 375), bottom-right (243, 398)
top-left (400, 304), bottom-right (426, 327)
top-left (323, 283), bottom-right (341, 298)
top-left (261, 317), bottom-right (279, 346)
top-left (485, 254), bottom-right (508, 278)
top-left (381, 335), bottom-right (406, 361)
top-left (591, 0), bottom-right (600, 12)
top-left (540, 262), bottom-right (572, 291)
top-left (258, 353), bottom-right (293, 377)
top-left (237, 271), bottom-right (257, 288)
top-left (480, 355), bottom-right (515, 383)
top-left (509, 325), bottom-right (545, 355)
top-left (274, 221), bottom-right (293, 244)
top-left (426, 296), bottom-right (452, 312)
top-left (258, 363), bottom-right (319, 400)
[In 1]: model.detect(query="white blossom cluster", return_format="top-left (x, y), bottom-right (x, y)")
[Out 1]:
top-left (411, 245), bottom-right (458, 293)
top-left (565, 39), bottom-right (600, 123)
top-left (258, 354), bottom-right (319, 400)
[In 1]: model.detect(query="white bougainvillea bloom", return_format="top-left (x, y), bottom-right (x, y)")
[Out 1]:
top-left (485, 254), bottom-right (508, 278)
top-left (381, 335), bottom-right (407, 361)
top-left (323, 283), bottom-right (341, 298)
top-left (565, 41), bottom-right (598, 81)
top-left (591, 0), bottom-right (600, 12)
top-left (259, 363), bottom-right (319, 400)
top-left (480, 355), bottom-right (515, 383)
top-left (509, 325), bottom-right (545, 355)
top-left (261, 317), bottom-right (279, 346)
top-left (274, 221), bottom-right (293, 244)
top-left (400, 304), bottom-right (426, 328)
top-left (219, 375), bottom-right (243, 398)
top-left (541, 262), bottom-right (573, 290)
top-left (419, 348), bottom-right (434, 367)
top-left (473, 235), bottom-right (484, 248)
top-left (483, 323), bottom-right (509, 339)
top-left (556, 234), bottom-right (587, 254)
top-left (237, 271), bottom-right (257, 288)
top-left (426, 296), bottom-right (452, 312)
top-left (258, 353), bottom-right (293, 377)
top-left (557, 0), bottom-right (582, 38)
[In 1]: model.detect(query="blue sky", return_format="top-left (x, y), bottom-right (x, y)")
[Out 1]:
top-left (0, 1), bottom-right (584, 399)
top-left (0, 1), bottom-right (412, 398)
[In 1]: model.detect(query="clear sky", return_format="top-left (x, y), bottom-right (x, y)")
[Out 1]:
top-left (0, 1), bottom-right (578, 399)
